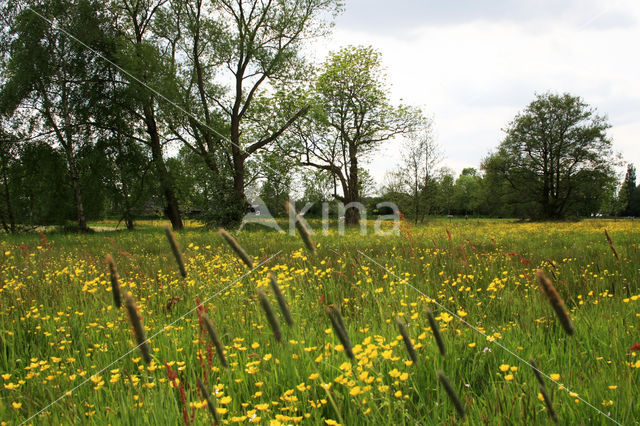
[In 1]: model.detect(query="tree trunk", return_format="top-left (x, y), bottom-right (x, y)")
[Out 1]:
top-left (232, 159), bottom-right (248, 214)
top-left (229, 105), bottom-right (249, 223)
top-left (143, 103), bottom-right (184, 230)
top-left (121, 179), bottom-right (135, 231)
top-left (63, 145), bottom-right (88, 232)
top-left (345, 145), bottom-right (360, 225)
top-left (70, 167), bottom-right (87, 231)
top-left (0, 152), bottom-right (15, 233)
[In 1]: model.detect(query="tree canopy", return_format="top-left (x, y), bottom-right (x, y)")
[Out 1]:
top-left (482, 92), bottom-right (617, 219)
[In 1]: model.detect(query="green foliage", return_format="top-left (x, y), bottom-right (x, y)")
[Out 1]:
top-left (294, 45), bottom-right (423, 224)
top-left (483, 92), bottom-right (616, 219)
top-left (618, 164), bottom-right (640, 216)
top-left (10, 141), bottom-right (75, 226)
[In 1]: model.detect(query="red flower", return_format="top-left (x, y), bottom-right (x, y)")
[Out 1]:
top-left (629, 343), bottom-right (640, 351)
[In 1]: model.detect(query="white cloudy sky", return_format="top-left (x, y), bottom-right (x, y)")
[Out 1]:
top-left (311, 0), bottom-right (640, 186)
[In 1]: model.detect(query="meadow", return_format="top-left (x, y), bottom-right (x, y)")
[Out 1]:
top-left (0, 218), bottom-right (639, 425)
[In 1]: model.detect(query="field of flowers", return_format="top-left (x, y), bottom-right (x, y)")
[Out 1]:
top-left (1, 218), bottom-right (639, 425)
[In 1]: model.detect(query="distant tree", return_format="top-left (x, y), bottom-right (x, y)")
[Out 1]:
top-left (620, 164), bottom-right (638, 216)
top-left (258, 150), bottom-right (295, 216)
top-left (98, 134), bottom-right (155, 230)
top-left (293, 46), bottom-right (422, 225)
top-left (166, 147), bottom-right (218, 215)
top-left (394, 121), bottom-right (442, 223)
top-left (434, 169), bottom-right (455, 215)
top-left (453, 168), bottom-right (483, 215)
top-left (630, 186), bottom-right (640, 217)
top-left (483, 92), bottom-right (616, 219)
top-left (298, 169), bottom-right (334, 216)
top-left (379, 170), bottom-right (412, 217)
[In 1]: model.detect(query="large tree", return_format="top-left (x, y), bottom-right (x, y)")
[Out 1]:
top-left (112, 0), bottom-right (185, 230)
top-left (163, 0), bottom-right (341, 225)
top-left (483, 92), bottom-right (616, 219)
top-left (0, 0), bottom-right (111, 231)
top-left (293, 45), bottom-right (422, 225)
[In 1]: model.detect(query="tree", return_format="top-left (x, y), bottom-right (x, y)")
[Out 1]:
top-left (452, 168), bottom-right (483, 216)
top-left (294, 46), bottom-right (422, 225)
top-left (258, 150), bottom-right (295, 217)
top-left (164, 0), bottom-right (341, 226)
top-left (619, 164), bottom-right (638, 216)
top-left (112, 0), bottom-right (185, 230)
top-left (0, 128), bottom-right (18, 232)
top-left (483, 92), bottom-right (616, 219)
top-left (0, 0), bottom-right (111, 231)
top-left (394, 121), bottom-right (441, 222)
top-left (433, 169), bottom-right (455, 215)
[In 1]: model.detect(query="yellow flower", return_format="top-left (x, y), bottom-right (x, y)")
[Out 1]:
top-left (499, 364), bottom-right (510, 372)
top-left (325, 420), bottom-right (341, 426)
top-left (537, 393), bottom-right (544, 401)
top-left (608, 385), bottom-right (617, 390)
top-left (457, 310), bottom-right (467, 317)
top-left (550, 373), bottom-right (560, 381)
top-left (12, 401), bottom-right (22, 409)
top-left (309, 373), bottom-right (319, 380)
top-left (349, 386), bottom-right (362, 396)
top-left (219, 396), bottom-right (232, 404)
top-left (394, 390), bottom-right (403, 398)
top-left (504, 374), bottom-right (514, 381)
top-left (388, 368), bottom-right (401, 378)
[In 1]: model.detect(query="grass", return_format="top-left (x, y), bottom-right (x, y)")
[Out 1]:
top-left (0, 217), bottom-right (639, 424)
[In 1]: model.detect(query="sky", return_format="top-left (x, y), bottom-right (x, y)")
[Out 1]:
top-left (312, 0), bottom-right (640, 187)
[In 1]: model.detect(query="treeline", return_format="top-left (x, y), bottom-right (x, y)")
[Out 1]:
top-left (0, 1), bottom-right (633, 233)
top-left (1, 0), bottom-right (431, 232)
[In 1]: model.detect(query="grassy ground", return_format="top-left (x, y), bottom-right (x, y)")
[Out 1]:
top-left (0, 218), bottom-right (638, 425)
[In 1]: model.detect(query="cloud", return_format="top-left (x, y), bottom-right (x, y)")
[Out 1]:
top-left (320, 1), bottom-right (640, 185)
top-left (337, 0), bottom-right (638, 37)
